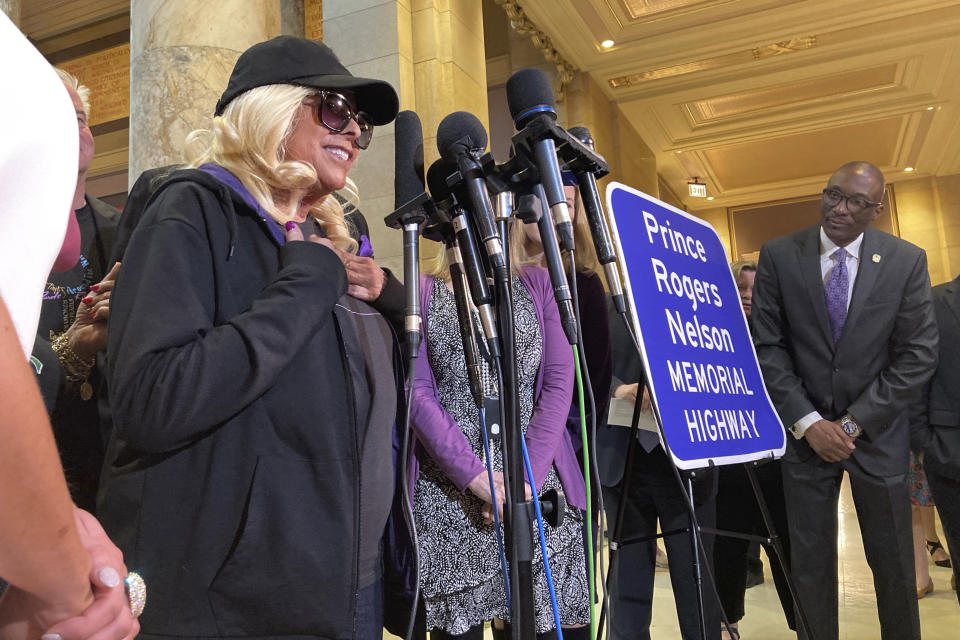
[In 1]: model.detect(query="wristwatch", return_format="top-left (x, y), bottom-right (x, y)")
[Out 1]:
top-left (839, 414), bottom-right (862, 438)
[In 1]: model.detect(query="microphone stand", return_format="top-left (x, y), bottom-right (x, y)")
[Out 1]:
top-left (385, 193), bottom-right (429, 360)
top-left (384, 195), bottom-right (428, 640)
top-left (442, 161), bottom-right (535, 640)
top-left (562, 144), bottom-right (627, 316)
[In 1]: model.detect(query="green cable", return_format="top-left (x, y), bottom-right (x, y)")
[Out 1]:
top-left (572, 343), bottom-right (596, 638)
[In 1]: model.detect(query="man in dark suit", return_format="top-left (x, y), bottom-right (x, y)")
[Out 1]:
top-left (912, 274), bottom-right (960, 603)
top-left (752, 161), bottom-right (938, 640)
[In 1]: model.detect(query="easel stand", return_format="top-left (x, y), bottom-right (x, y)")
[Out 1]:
top-left (705, 460), bottom-right (815, 639)
top-left (598, 313), bottom-right (816, 640)
top-left (596, 375), bottom-right (711, 640)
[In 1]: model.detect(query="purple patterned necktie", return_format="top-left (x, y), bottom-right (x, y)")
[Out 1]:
top-left (824, 248), bottom-right (848, 343)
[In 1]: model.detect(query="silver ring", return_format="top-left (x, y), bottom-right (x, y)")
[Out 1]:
top-left (124, 571), bottom-right (146, 618)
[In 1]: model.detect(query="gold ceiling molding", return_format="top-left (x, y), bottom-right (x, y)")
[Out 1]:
top-left (609, 34), bottom-right (818, 88)
top-left (494, 0), bottom-right (578, 101)
top-left (752, 36), bottom-right (817, 60)
top-left (687, 63), bottom-right (899, 123)
top-left (622, 0), bottom-right (715, 20)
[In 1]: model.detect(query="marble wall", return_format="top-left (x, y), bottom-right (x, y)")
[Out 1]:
top-left (324, 0), bottom-right (489, 274)
top-left (128, 0), bottom-right (301, 184)
top-left (323, 0), bottom-right (406, 273)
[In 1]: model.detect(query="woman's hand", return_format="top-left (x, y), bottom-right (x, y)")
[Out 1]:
top-left (283, 222), bottom-right (386, 301)
top-left (63, 262), bottom-right (120, 361)
top-left (341, 256), bottom-right (387, 301)
top-left (0, 509), bottom-right (138, 640)
top-left (41, 509), bottom-right (139, 640)
top-left (467, 471), bottom-right (532, 525)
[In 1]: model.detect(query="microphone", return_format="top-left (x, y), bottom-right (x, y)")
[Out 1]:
top-left (532, 182), bottom-right (578, 345)
top-left (393, 110), bottom-right (426, 209)
top-left (427, 159), bottom-right (500, 360)
top-left (447, 240), bottom-right (485, 408)
top-left (384, 110), bottom-right (428, 360)
top-left (436, 112), bottom-right (507, 279)
top-left (506, 68), bottom-right (574, 252)
top-left (566, 126), bottom-right (626, 314)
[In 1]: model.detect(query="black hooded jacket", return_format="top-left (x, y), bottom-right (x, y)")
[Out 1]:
top-left (99, 168), bottom-right (377, 639)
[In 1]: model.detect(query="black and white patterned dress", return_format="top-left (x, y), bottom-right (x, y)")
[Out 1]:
top-left (414, 277), bottom-right (590, 635)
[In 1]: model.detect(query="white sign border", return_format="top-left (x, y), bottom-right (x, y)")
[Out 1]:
top-left (605, 181), bottom-right (786, 470)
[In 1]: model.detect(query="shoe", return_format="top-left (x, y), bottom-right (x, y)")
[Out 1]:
top-left (927, 539), bottom-right (952, 568)
top-left (655, 545), bottom-right (669, 570)
top-left (720, 623), bottom-right (740, 640)
top-left (745, 567), bottom-right (764, 589)
top-left (917, 578), bottom-right (934, 599)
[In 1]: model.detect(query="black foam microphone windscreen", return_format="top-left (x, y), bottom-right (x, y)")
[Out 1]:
top-left (394, 110), bottom-right (425, 209)
top-left (426, 158), bottom-right (457, 204)
top-left (506, 67), bottom-right (557, 129)
top-left (567, 126), bottom-right (594, 149)
top-left (436, 111), bottom-right (488, 163)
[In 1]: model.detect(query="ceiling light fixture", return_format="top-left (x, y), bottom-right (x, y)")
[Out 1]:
top-left (688, 178), bottom-right (707, 198)
top-left (926, 106), bottom-right (935, 111)
top-left (601, 39), bottom-right (615, 49)
top-left (707, 196), bottom-right (715, 201)
top-left (904, 166), bottom-right (915, 172)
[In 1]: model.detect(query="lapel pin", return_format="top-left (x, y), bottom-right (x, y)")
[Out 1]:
top-left (872, 254), bottom-right (881, 263)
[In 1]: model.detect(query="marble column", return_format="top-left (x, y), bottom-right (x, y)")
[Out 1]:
top-left (128, 0), bottom-right (301, 186)
top-left (323, 0), bottom-right (488, 273)
top-left (0, 0), bottom-right (20, 26)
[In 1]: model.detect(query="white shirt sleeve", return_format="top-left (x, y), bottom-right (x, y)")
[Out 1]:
top-left (792, 410), bottom-right (823, 439)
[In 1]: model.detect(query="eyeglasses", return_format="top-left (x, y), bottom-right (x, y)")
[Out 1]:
top-left (314, 90), bottom-right (374, 150)
top-left (822, 188), bottom-right (882, 213)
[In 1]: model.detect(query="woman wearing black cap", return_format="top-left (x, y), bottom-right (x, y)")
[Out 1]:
top-left (97, 36), bottom-right (400, 639)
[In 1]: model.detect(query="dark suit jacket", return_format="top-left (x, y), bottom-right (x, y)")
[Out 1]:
top-left (596, 296), bottom-right (641, 488)
top-left (753, 224), bottom-right (938, 477)
top-left (912, 276), bottom-right (960, 480)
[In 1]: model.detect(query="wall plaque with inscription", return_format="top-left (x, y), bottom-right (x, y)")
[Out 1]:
top-left (60, 43), bottom-right (130, 126)
top-left (305, 0), bottom-right (323, 41)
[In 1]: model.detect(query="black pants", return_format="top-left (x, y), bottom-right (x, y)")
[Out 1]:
top-left (713, 461), bottom-right (795, 629)
top-left (782, 459), bottom-right (919, 640)
top-left (603, 446), bottom-right (720, 640)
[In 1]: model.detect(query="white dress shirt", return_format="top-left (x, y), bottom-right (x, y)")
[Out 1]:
top-left (792, 228), bottom-right (864, 438)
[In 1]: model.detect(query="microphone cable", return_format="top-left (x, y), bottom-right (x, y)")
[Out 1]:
top-left (565, 250), bottom-right (611, 640)
top-left (478, 403), bottom-right (513, 611)
top-left (519, 424), bottom-right (564, 640)
top-left (491, 309), bottom-right (564, 638)
top-left (399, 354), bottom-right (421, 640)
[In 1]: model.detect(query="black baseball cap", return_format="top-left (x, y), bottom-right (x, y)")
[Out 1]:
top-left (215, 36), bottom-right (399, 125)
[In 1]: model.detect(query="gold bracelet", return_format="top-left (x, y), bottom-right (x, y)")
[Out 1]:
top-left (51, 333), bottom-right (96, 400)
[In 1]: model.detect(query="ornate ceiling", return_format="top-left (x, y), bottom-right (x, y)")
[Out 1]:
top-left (513, 0), bottom-right (960, 210)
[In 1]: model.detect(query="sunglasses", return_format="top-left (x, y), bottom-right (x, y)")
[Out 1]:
top-left (314, 90), bottom-right (374, 150)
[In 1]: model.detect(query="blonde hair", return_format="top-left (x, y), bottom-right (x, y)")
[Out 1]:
top-left (569, 188), bottom-right (599, 274)
top-left (421, 220), bottom-right (529, 280)
top-left (185, 84), bottom-right (357, 253)
top-left (731, 260), bottom-right (757, 282)
top-left (55, 68), bottom-right (91, 117)
top-left (509, 189), bottom-right (599, 275)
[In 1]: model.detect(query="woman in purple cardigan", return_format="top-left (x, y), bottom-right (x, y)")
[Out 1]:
top-left (408, 243), bottom-right (590, 639)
